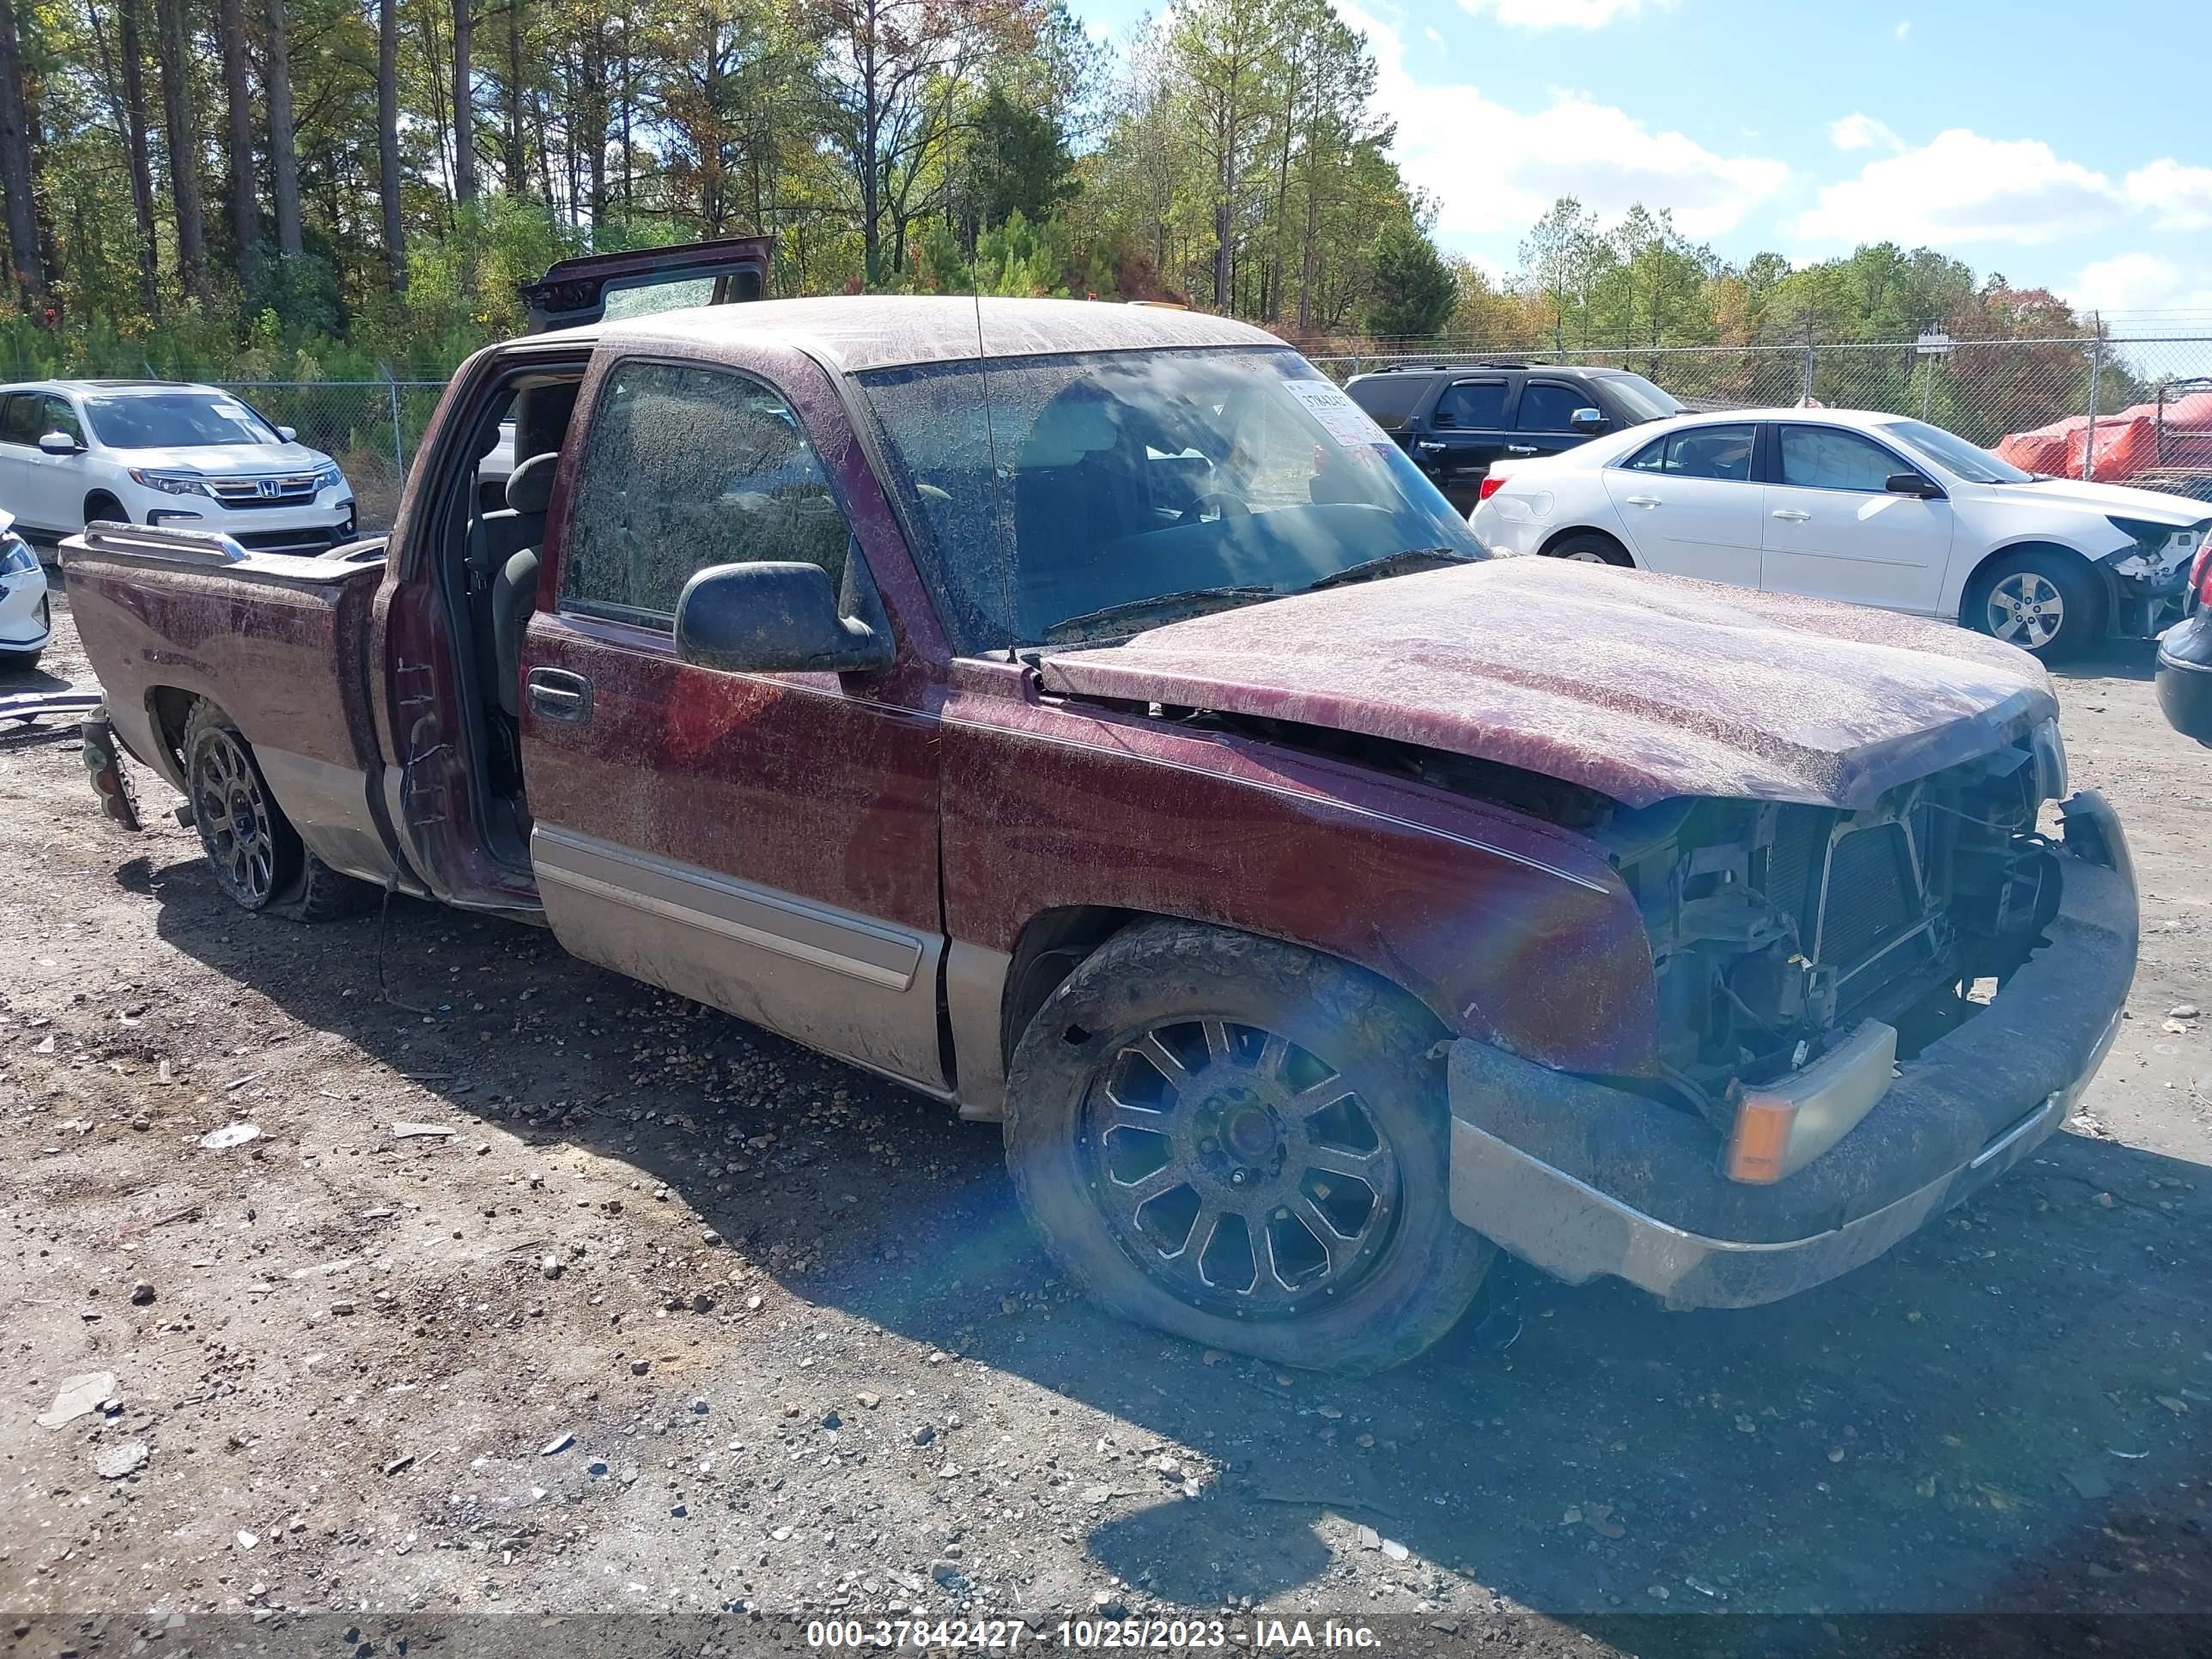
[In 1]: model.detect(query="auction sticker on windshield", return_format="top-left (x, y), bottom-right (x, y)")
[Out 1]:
top-left (1281, 377), bottom-right (1391, 449)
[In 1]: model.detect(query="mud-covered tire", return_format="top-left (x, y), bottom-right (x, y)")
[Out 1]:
top-left (181, 700), bottom-right (373, 922)
top-left (1966, 546), bottom-right (2106, 660)
top-left (1003, 921), bottom-right (1494, 1376)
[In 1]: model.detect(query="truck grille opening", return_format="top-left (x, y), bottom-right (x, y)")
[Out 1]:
top-left (1610, 739), bottom-right (2054, 1100)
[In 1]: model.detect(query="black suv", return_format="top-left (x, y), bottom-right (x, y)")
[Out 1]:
top-left (1342, 362), bottom-right (1683, 512)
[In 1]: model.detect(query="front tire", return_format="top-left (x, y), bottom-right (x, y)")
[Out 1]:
top-left (85, 491), bottom-right (128, 528)
top-left (1003, 922), bottom-right (1494, 1375)
top-left (1969, 548), bottom-right (2105, 660)
top-left (181, 701), bottom-right (371, 921)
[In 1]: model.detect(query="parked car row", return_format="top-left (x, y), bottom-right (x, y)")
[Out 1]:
top-left (55, 242), bottom-right (2141, 1375)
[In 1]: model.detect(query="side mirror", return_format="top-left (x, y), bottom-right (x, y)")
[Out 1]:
top-left (1885, 471), bottom-right (1942, 499)
top-left (38, 430), bottom-right (80, 456)
top-left (1570, 406), bottom-right (1607, 434)
top-left (276, 425), bottom-right (298, 443)
top-left (675, 561), bottom-right (894, 677)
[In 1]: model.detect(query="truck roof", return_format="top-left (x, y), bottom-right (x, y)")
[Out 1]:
top-left (580, 295), bottom-right (1283, 375)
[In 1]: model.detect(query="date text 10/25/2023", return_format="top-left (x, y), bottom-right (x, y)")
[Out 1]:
top-left (801, 1619), bottom-right (1383, 1650)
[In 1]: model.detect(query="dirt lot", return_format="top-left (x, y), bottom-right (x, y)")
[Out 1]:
top-left (3, 587), bottom-right (2210, 1656)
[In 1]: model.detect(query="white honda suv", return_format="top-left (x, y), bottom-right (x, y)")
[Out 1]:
top-left (0, 380), bottom-right (356, 556)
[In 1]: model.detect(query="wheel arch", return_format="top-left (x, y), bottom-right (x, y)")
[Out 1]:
top-left (997, 905), bottom-right (1451, 1086)
top-left (83, 487), bottom-right (127, 525)
top-left (143, 686), bottom-right (204, 787)
top-left (1951, 538), bottom-right (2106, 622)
top-left (1538, 524), bottom-right (1636, 566)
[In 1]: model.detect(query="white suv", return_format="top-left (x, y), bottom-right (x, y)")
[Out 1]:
top-left (0, 380), bottom-right (356, 555)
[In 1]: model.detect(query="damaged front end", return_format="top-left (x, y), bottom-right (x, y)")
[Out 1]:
top-left (1601, 718), bottom-right (2068, 1127)
top-left (1444, 727), bottom-right (2137, 1310)
top-left (2103, 516), bottom-right (2209, 637)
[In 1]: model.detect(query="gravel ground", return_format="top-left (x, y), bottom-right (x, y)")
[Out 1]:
top-left (3, 587), bottom-right (2209, 1657)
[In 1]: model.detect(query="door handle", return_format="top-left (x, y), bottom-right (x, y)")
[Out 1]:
top-left (526, 666), bottom-right (592, 723)
top-left (1504, 443), bottom-right (1539, 456)
top-left (1771, 508), bottom-right (1812, 522)
top-left (1622, 494), bottom-right (1661, 508)
top-left (1415, 440), bottom-right (1447, 454)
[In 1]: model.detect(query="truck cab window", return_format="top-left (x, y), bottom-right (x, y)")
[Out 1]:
top-left (563, 362), bottom-right (853, 626)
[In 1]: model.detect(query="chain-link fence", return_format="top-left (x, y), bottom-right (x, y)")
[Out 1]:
top-left (1308, 334), bottom-right (2212, 499)
top-left (214, 380), bottom-right (448, 533)
top-left (216, 334), bottom-right (2212, 534)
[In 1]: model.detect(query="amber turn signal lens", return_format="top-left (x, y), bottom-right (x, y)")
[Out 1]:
top-left (1724, 1094), bottom-right (1798, 1185)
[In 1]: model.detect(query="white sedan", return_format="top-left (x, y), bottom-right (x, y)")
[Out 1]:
top-left (1468, 406), bottom-right (2209, 659)
top-left (0, 507), bottom-right (50, 668)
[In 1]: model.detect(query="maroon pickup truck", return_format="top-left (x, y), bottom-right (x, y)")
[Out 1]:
top-left (61, 241), bottom-right (2137, 1373)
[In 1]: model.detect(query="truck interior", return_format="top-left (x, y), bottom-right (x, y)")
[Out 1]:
top-left (435, 362), bottom-right (589, 861)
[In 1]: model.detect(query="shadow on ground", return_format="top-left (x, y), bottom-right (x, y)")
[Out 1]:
top-left (136, 849), bottom-right (2211, 1639)
top-left (2050, 638), bottom-right (2160, 685)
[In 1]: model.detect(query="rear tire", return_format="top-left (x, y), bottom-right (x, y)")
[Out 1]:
top-left (1967, 547), bottom-right (2105, 660)
top-left (181, 701), bottom-right (373, 922)
top-left (1003, 921), bottom-right (1494, 1376)
top-left (1546, 532), bottom-right (1632, 567)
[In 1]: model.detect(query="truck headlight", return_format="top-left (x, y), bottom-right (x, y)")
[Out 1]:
top-left (2030, 716), bottom-right (2068, 802)
top-left (1723, 1021), bottom-right (1899, 1184)
top-left (128, 468), bottom-right (213, 497)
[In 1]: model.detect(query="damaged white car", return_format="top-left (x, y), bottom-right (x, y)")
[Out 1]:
top-left (1471, 407), bottom-right (2208, 659)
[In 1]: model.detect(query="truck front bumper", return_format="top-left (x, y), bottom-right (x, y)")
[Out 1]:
top-left (1446, 791), bottom-right (2137, 1310)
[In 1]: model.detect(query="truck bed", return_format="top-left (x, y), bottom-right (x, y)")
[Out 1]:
top-left (61, 524), bottom-right (402, 885)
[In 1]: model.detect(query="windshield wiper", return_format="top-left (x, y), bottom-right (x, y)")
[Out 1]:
top-left (1300, 546), bottom-right (1471, 592)
top-left (1041, 585), bottom-right (1278, 645)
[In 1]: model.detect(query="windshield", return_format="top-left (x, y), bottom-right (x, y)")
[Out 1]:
top-left (82, 390), bottom-right (282, 450)
top-left (860, 346), bottom-right (1484, 651)
top-left (1886, 416), bottom-right (2035, 484)
top-left (1596, 372), bottom-right (1683, 423)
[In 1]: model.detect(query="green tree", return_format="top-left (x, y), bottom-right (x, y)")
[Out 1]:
top-left (1364, 217), bottom-right (1453, 338)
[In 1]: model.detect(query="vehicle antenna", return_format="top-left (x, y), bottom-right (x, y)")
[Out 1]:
top-left (972, 289), bottom-right (1018, 660)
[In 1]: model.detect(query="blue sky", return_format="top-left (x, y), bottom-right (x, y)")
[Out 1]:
top-left (1067, 0), bottom-right (2212, 324)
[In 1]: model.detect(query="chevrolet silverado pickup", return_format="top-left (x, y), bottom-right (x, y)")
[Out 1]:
top-left (60, 241), bottom-right (2138, 1373)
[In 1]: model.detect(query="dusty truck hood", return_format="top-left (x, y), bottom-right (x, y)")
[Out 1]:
top-left (1036, 561), bottom-right (2057, 810)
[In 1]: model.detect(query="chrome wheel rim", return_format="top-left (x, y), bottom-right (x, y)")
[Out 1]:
top-left (1079, 1018), bottom-right (1401, 1320)
top-left (193, 730), bottom-right (276, 906)
top-left (1560, 549), bottom-right (1609, 564)
top-left (1987, 572), bottom-right (2063, 650)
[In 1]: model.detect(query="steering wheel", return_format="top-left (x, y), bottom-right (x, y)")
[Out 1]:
top-left (1190, 492), bottom-right (1253, 520)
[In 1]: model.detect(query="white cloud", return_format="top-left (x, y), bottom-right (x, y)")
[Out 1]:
top-left (1458, 0), bottom-right (1662, 28)
top-left (1828, 112), bottom-right (1902, 153)
top-left (2067, 252), bottom-right (2212, 319)
top-left (1796, 129), bottom-right (2125, 246)
top-left (2124, 159), bottom-right (2212, 232)
top-left (1893, 19), bottom-right (1911, 40)
top-left (1424, 24), bottom-right (1446, 46)
top-left (1340, 0), bottom-right (1785, 241)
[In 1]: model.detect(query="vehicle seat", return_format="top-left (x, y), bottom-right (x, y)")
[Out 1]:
top-left (468, 448), bottom-right (557, 585)
top-left (491, 454), bottom-right (557, 720)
